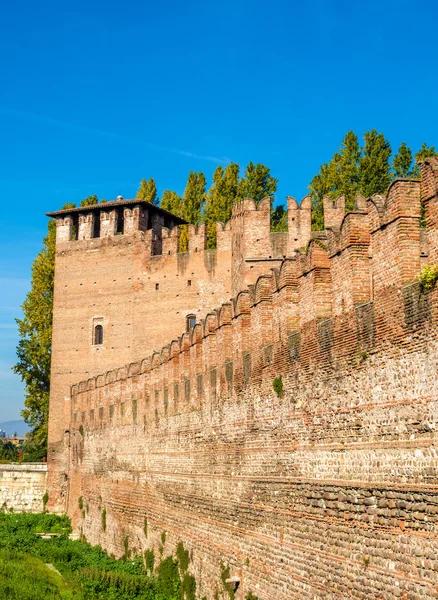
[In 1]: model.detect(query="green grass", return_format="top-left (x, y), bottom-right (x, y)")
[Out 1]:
top-left (0, 547), bottom-right (75, 599)
top-left (0, 512), bottom-right (188, 599)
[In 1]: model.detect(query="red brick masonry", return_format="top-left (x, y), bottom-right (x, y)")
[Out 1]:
top-left (49, 158), bottom-right (438, 599)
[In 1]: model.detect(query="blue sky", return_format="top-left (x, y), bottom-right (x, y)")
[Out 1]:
top-left (1, 0), bottom-right (437, 420)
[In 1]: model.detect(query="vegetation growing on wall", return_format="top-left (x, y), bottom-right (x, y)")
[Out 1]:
top-left (15, 135), bottom-right (436, 459)
top-left (419, 264), bottom-right (438, 292)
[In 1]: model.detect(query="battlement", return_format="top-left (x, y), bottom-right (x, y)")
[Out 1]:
top-left (71, 171), bottom-right (434, 409)
top-left (50, 159), bottom-right (438, 600)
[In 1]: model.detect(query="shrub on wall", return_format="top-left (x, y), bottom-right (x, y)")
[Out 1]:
top-left (273, 376), bottom-right (284, 398)
top-left (419, 264), bottom-right (438, 292)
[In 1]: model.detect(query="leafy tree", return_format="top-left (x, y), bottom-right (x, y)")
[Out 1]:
top-left (203, 163), bottom-right (239, 248)
top-left (271, 204), bottom-right (288, 232)
top-left (80, 195), bottom-right (98, 207)
top-left (358, 129), bottom-right (392, 198)
top-left (136, 178), bottom-right (158, 205)
top-left (0, 441), bottom-right (19, 462)
top-left (161, 190), bottom-right (184, 217)
top-left (309, 163), bottom-right (331, 230)
top-left (309, 130), bottom-right (402, 229)
top-left (415, 142), bottom-right (436, 162)
top-left (237, 162), bottom-right (278, 205)
top-left (337, 131), bottom-right (361, 209)
top-left (178, 171), bottom-right (207, 252)
top-left (13, 202), bottom-right (74, 459)
top-left (392, 142), bottom-right (415, 178)
top-left (183, 171), bottom-right (207, 224)
top-left (411, 142), bottom-right (437, 177)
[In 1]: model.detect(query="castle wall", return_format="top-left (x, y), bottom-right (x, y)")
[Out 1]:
top-left (0, 463), bottom-right (47, 513)
top-left (66, 168), bottom-right (438, 600)
top-left (47, 225), bottom-right (233, 512)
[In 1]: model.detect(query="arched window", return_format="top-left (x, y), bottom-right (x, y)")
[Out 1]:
top-left (186, 314), bottom-right (196, 331)
top-left (94, 324), bottom-right (103, 345)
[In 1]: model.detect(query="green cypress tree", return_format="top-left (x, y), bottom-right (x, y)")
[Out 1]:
top-left (358, 129), bottom-right (392, 197)
top-left (392, 142), bottom-right (415, 178)
top-left (136, 178), bottom-right (158, 205)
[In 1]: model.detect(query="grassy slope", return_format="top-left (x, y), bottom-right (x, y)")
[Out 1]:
top-left (0, 547), bottom-right (76, 599)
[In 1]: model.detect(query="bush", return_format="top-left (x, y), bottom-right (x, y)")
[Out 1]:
top-left (0, 512), bottom-right (186, 599)
top-left (419, 264), bottom-right (438, 292)
top-left (273, 376), bottom-right (284, 398)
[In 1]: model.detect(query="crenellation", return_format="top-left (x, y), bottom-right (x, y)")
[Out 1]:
top-left (48, 169), bottom-right (438, 599)
top-left (323, 194), bottom-right (346, 229)
top-left (78, 213), bottom-right (94, 240)
top-left (287, 195), bottom-right (312, 253)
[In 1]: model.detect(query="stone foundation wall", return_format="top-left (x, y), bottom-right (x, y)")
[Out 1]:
top-left (0, 463), bottom-right (47, 512)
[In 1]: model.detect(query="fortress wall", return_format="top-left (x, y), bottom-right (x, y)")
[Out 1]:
top-left (68, 167), bottom-right (438, 599)
top-left (48, 226), bottom-right (233, 512)
top-left (0, 464), bottom-right (47, 513)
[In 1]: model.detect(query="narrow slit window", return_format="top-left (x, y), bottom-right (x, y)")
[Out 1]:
top-left (186, 314), bottom-right (196, 331)
top-left (94, 324), bottom-right (103, 345)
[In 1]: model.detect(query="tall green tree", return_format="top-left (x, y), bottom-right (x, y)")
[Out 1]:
top-left (183, 171), bottom-right (207, 224)
top-left (80, 195), bottom-right (98, 207)
top-left (178, 171), bottom-right (207, 252)
top-left (337, 131), bottom-right (361, 209)
top-left (136, 178), bottom-right (158, 205)
top-left (161, 190), bottom-right (184, 216)
top-left (309, 162), bottom-right (331, 230)
top-left (358, 129), bottom-right (392, 198)
top-left (392, 142), bottom-right (415, 178)
top-left (411, 143), bottom-right (437, 177)
top-left (13, 202), bottom-right (76, 459)
top-left (271, 204), bottom-right (288, 232)
top-left (237, 162), bottom-right (278, 204)
top-left (203, 163), bottom-right (239, 248)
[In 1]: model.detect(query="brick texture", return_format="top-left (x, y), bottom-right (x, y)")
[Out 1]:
top-left (47, 171), bottom-right (438, 599)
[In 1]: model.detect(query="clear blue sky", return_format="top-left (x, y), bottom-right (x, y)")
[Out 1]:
top-left (1, 0), bottom-right (437, 421)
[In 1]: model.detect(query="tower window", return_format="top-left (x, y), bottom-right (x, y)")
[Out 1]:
top-left (186, 314), bottom-right (196, 331)
top-left (94, 324), bottom-right (103, 345)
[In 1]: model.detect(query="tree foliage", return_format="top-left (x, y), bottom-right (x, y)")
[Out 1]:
top-left (136, 178), bottom-right (158, 205)
top-left (237, 161), bottom-right (278, 205)
top-left (392, 142), bottom-right (415, 179)
top-left (309, 130), bottom-right (435, 229)
top-left (13, 203), bottom-right (74, 458)
top-left (161, 190), bottom-right (183, 216)
top-left (203, 163), bottom-right (239, 248)
top-left (80, 195), bottom-right (98, 207)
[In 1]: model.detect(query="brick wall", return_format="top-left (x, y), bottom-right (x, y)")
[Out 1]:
top-left (62, 168), bottom-right (438, 599)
